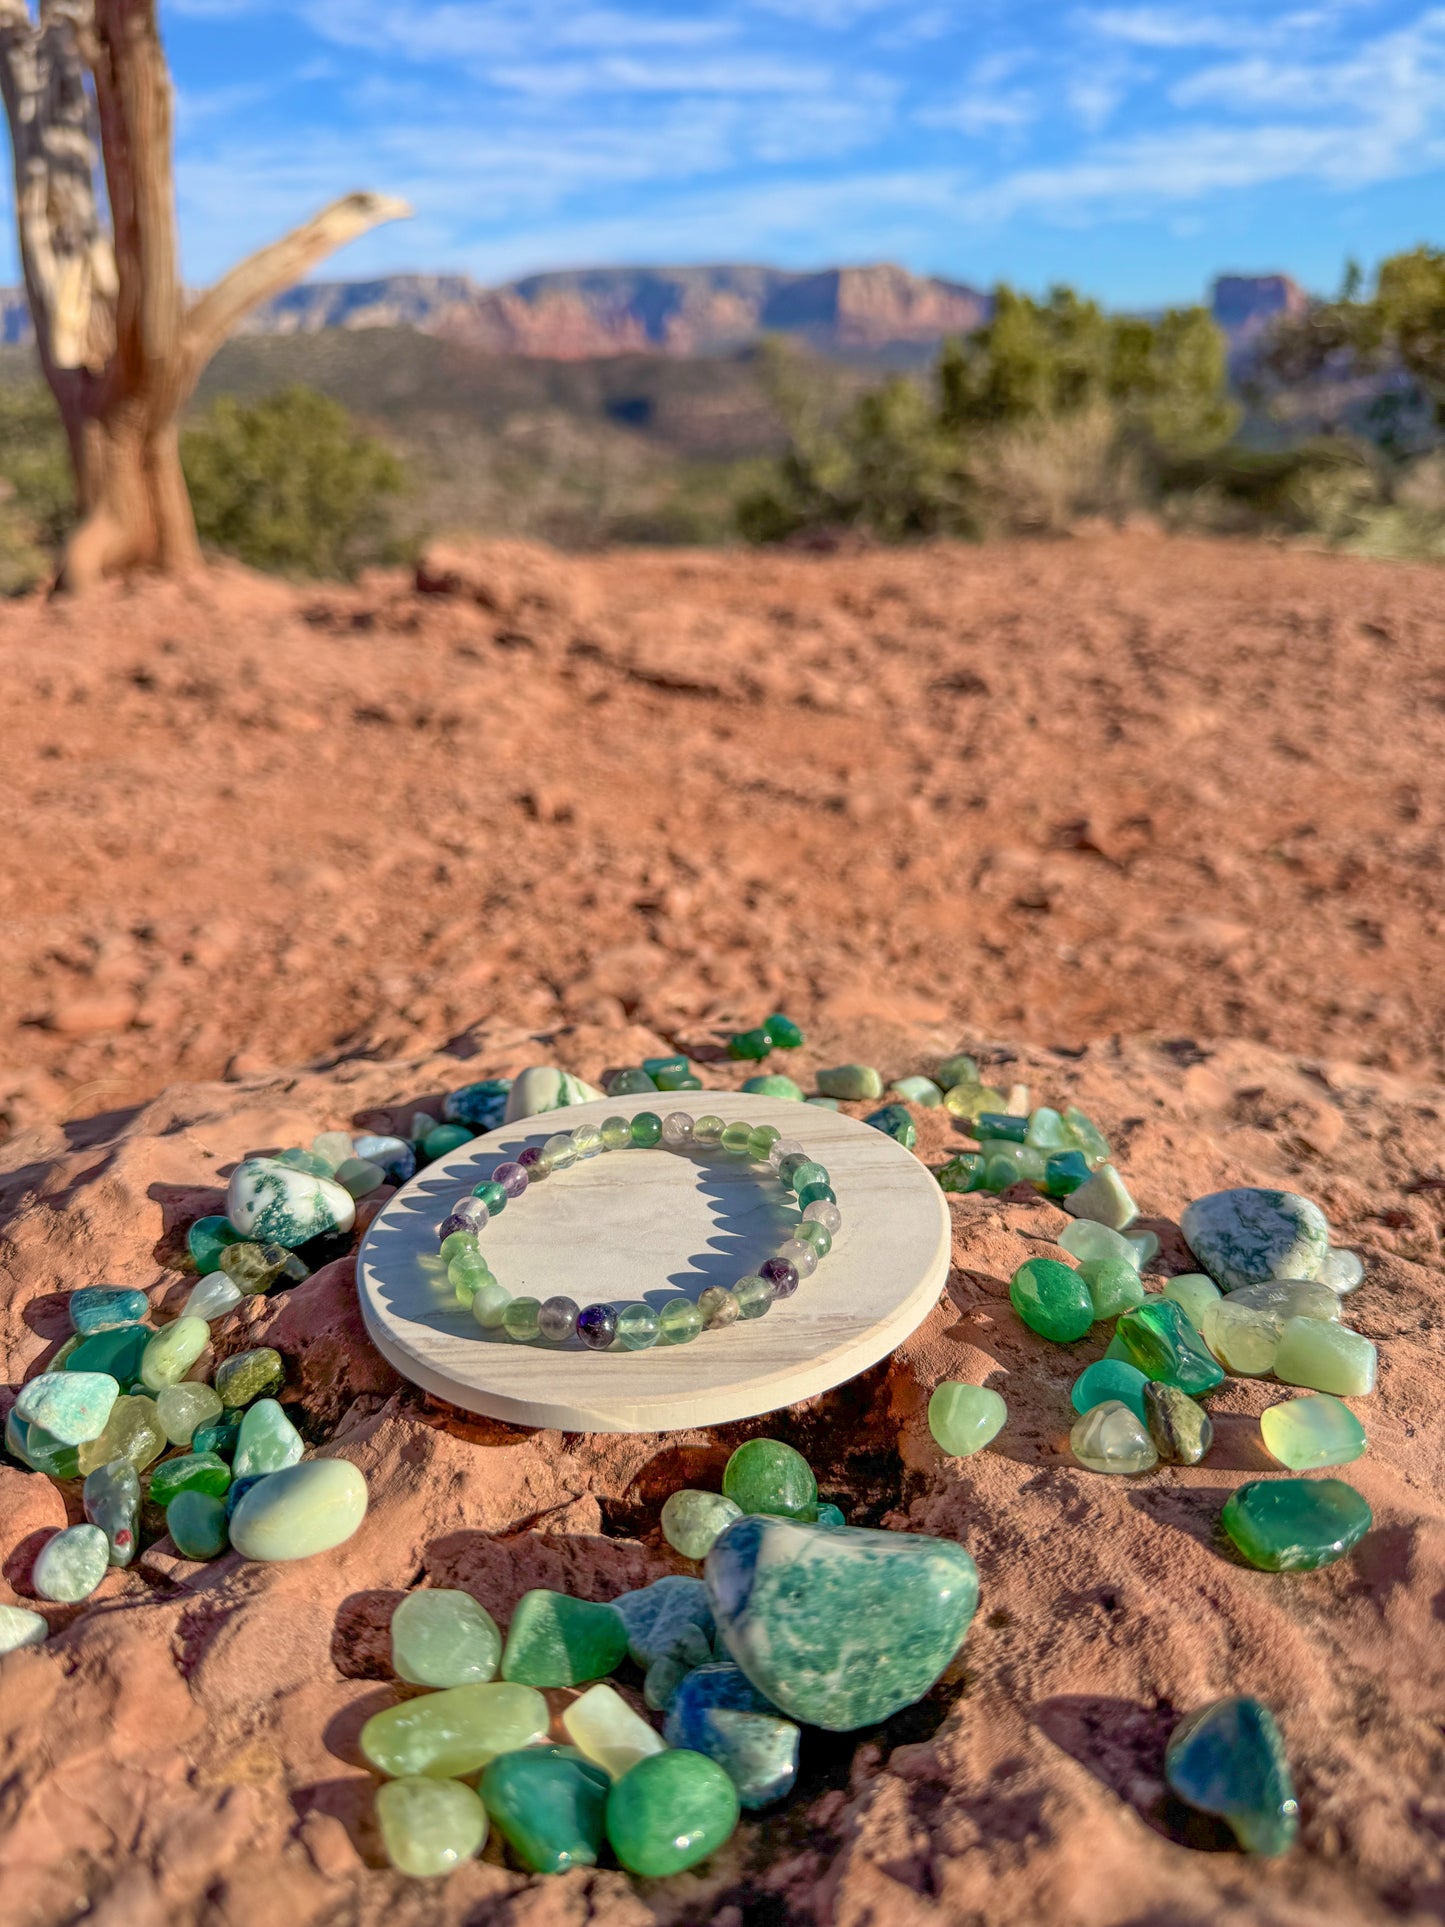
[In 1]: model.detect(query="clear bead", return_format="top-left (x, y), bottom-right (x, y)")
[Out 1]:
top-left (768, 1137), bottom-right (805, 1171)
top-left (600, 1115), bottom-right (632, 1150)
top-left (803, 1199), bottom-right (842, 1234)
top-left (538, 1296), bottom-right (580, 1342)
top-left (446, 1196), bottom-right (489, 1231)
top-left (543, 1132), bottom-right (576, 1172)
top-left (616, 1304), bottom-right (660, 1350)
top-left (572, 1124), bottom-right (603, 1160)
top-left (698, 1286), bottom-right (740, 1329)
top-left (692, 1114), bottom-right (725, 1146)
top-left (776, 1238), bottom-right (817, 1277)
top-left (660, 1111), bottom-right (695, 1149)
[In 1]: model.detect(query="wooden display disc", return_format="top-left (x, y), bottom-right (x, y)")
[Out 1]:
top-left (357, 1091), bottom-right (949, 1433)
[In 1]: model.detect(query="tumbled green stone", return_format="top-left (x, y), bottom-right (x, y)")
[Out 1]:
top-left (276, 1148), bottom-right (335, 1179)
top-left (616, 1303), bottom-right (660, 1349)
top-left (482, 1746), bottom-right (608, 1874)
top-left (936, 1052), bottom-right (980, 1089)
top-left (1063, 1162), bottom-right (1138, 1230)
top-left (232, 1398), bottom-right (304, 1479)
top-left (1260, 1394), bottom-right (1367, 1471)
top-left (815, 1064), bottom-right (883, 1101)
top-left (976, 1112), bottom-right (1029, 1143)
top-left (33, 1524), bottom-right (109, 1603)
top-left (1181, 1186), bottom-right (1329, 1292)
top-left (1165, 1697), bottom-right (1298, 1855)
top-left (139, 1318), bottom-right (209, 1392)
top-left (1201, 1300), bottom-right (1279, 1377)
top-left (659, 1297), bottom-right (704, 1344)
top-left (1059, 1219), bottom-right (1140, 1269)
top-left (642, 1054), bottom-right (688, 1080)
top-left (150, 1451), bottom-right (231, 1506)
top-left (1070, 1358), bottom-right (1149, 1425)
top-left (16, 1371), bottom-right (119, 1446)
top-left (421, 1124), bottom-right (472, 1161)
top-left (23, 1423), bottom-right (81, 1479)
top-left (1162, 1272), bottom-right (1222, 1328)
top-left (155, 1381), bottom-right (223, 1447)
top-left (77, 1394), bottom-right (165, 1476)
top-left (183, 1273), bottom-right (244, 1323)
top-left (1043, 1150), bottom-right (1092, 1197)
top-left (1009, 1258), bottom-right (1094, 1343)
top-left (215, 1347), bottom-right (284, 1408)
top-left (333, 1156), bottom-right (385, 1198)
top-left (630, 1110), bottom-right (663, 1147)
top-left (0, 1605), bottom-right (47, 1654)
top-left (83, 1458), bottom-right (140, 1565)
top-left (1227, 1279), bottom-right (1339, 1323)
top-left (764, 1012), bottom-right (804, 1049)
top-left (1079, 1258), bottom-right (1145, 1318)
top-left (815, 1501), bottom-right (845, 1527)
top-left (984, 1153), bottom-right (1022, 1190)
top-left (228, 1457), bottom-right (368, 1560)
top-left (1144, 1381), bottom-right (1214, 1465)
top-left (608, 1067), bottom-right (658, 1095)
top-left (1273, 1317), bottom-right (1376, 1396)
top-left (186, 1215), bottom-right (244, 1276)
top-left (984, 1140), bottom-right (1044, 1182)
top-left (943, 1080), bottom-right (1006, 1120)
top-left (1222, 1477), bottom-right (1371, 1571)
top-left (890, 1075), bottom-right (942, 1107)
top-left (1114, 1300), bottom-right (1224, 1396)
top-left (191, 1412), bottom-right (242, 1459)
top-left (67, 1325), bottom-right (150, 1383)
top-left (1070, 1400), bottom-right (1158, 1474)
top-left (392, 1588), bottom-right (502, 1687)
top-left (362, 1681), bottom-right (550, 1778)
top-left (218, 1240), bottom-right (295, 1295)
top-left (865, 1103), bottom-right (917, 1149)
top-left (720, 1121), bottom-right (754, 1156)
top-left (69, 1287), bottom-right (149, 1334)
top-left (500, 1589), bottom-right (628, 1687)
top-left (1062, 1106), bottom-right (1111, 1165)
top-left (502, 1297), bottom-right (542, 1342)
top-left (662, 1489), bottom-right (744, 1560)
top-left (377, 1775), bottom-right (489, 1877)
top-left (1023, 1106), bottom-right (1071, 1150)
top-left (722, 1438), bottom-right (817, 1519)
top-left (167, 1489), bottom-right (228, 1559)
top-left (928, 1382), bottom-right (1006, 1456)
top-left (606, 1749), bottom-right (740, 1877)
top-left (936, 1152), bottom-right (986, 1193)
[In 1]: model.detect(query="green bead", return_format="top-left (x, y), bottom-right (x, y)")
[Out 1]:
top-left (692, 1114), bottom-right (724, 1145)
top-left (1144, 1381), bottom-right (1214, 1465)
top-left (215, 1346), bottom-right (284, 1408)
top-left (795, 1219), bottom-right (831, 1257)
top-left (787, 1159), bottom-right (828, 1195)
top-left (1114, 1300), bottom-right (1224, 1397)
top-left (1009, 1258), bottom-right (1094, 1343)
top-left (747, 1124), bottom-right (783, 1160)
top-left (67, 1324), bottom-right (150, 1383)
top-left (471, 1282), bottom-right (511, 1329)
top-left (470, 1179), bottom-right (506, 1215)
top-left (865, 1104), bottom-right (917, 1149)
top-left (796, 1180), bottom-right (836, 1211)
top-left (658, 1297), bottom-right (704, 1344)
top-left (661, 1489), bottom-right (744, 1560)
top-left (501, 1590), bottom-right (628, 1687)
top-left (482, 1745), bottom-right (608, 1874)
top-left (439, 1229), bottom-right (480, 1264)
top-left (1260, 1394), bottom-right (1367, 1471)
top-left (1079, 1258), bottom-right (1145, 1318)
top-left (616, 1304), bottom-right (660, 1349)
top-left (392, 1589), bottom-right (501, 1687)
top-left (167, 1490), bottom-right (228, 1559)
top-left (927, 1382), bottom-right (1006, 1456)
top-left (815, 1064), bottom-right (883, 1101)
top-left (936, 1153), bottom-right (986, 1193)
top-left (605, 1749), bottom-right (740, 1877)
top-left (422, 1124), bottom-right (472, 1161)
top-left (377, 1776), bottom-right (489, 1877)
top-left (232, 1398), bottom-right (304, 1479)
top-left (742, 1076), bottom-right (803, 1103)
top-left (1165, 1696), bottom-right (1298, 1856)
top-left (1071, 1359), bottom-right (1149, 1425)
top-left (150, 1452), bottom-right (231, 1506)
top-left (600, 1114), bottom-right (632, 1149)
top-left (764, 1012), bottom-right (804, 1049)
top-left (362, 1680), bottom-right (549, 1778)
top-left (630, 1111), bottom-right (663, 1147)
top-left (1043, 1150), bottom-right (1093, 1196)
top-left (733, 1275), bottom-right (773, 1320)
top-left (722, 1437), bottom-right (816, 1519)
top-left (608, 1067), bottom-right (658, 1095)
top-left (186, 1215), bottom-right (243, 1275)
top-left (728, 1027), bottom-right (774, 1061)
top-left (720, 1121), bottom-right (754, 1156)
top-left (503, 1297), bottom-right (542, 1342)
top-left (1221, 1477), bottom-right (1371, 1571)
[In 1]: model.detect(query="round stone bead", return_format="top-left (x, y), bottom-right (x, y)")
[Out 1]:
top-left (733, 1275), bottom-right (774, 1319)
top-left (494, 1161), bottom-right (528, 1198)
top-left (660, 1112), bottom-right (695, 1149)
top-left (449, 1254), bottom-right (492, 1303)
top-left (803, 1199), bottom-right (842, 1234)
top-left (577, 1303), bottom-right (618, 1349)
top-left (630, 1112), bottom-right (663, 1148)
top-left (538, 1297), bottom-right (580, 1343)
top-left (517, 1145), bottom-right (545, 1173)
top-left (720, 1121), bottom-right (754, 1157)
top-left (600, 1115), bottom-right (632, 1150)
top-left (471, 1180), bottom-right (507, 1216)
top-left (747, 1125), bottom-right (781, 1161)
top-left (796, 1181), bottom-right (836, 1211)
top-left (787, 1160), bottom-right (828, 1196)
top-left (471, 1283), bottom-right (511, 1329)
top-left (658, 1298), bottom-right (704, 1344)
top-left (775, 1239), bottom-right (817, 1278)
top-left (776, 1152), bottom-right (807, 1188)
top-left (503, 1297), bottom-right (542, 1343)
top-left (768, 1137), bottom-right (804, 1170)
top-left (571, 1124), bottom-right (603, 1160)
top-left (760, 1258), bottom-right (799, 1299)
top-left (693, 1115), bottom-right (725, 1146)
top-left (616, 1304), bottom-right (660, 1351)
top-left (447, 1195), bottom-right (490, 1232)
top-left (796, 1220), bottom-right (832, 1257)
top-left (543, 1133), bottom-right (576, 1172)
top-left (440, 1228), bottom-right (481, 1264)
top-left (698, 1286), bottom-right (740, 1329)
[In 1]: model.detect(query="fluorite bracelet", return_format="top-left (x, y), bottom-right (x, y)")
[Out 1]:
top-left (433, 1111), bottom-right (842, 1350)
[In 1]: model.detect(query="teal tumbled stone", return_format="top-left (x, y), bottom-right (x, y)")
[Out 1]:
top-left (33, 1524), bottom-right (110, 1602)
top-left (1221, 1477), bottom-right (1371, 1572)
top-left (66, 1325), bottom-right (150, 1383)
top-left (16, 1371), bottom-right (119, 1446)
top-left (865, 1103), bottom-right (917, 1149)
top-left (422, 1124), bottom-right (473, 1161)
top-left (1165, 1696), bottom-right (1298, 1855)
top-left (1009, 1258), bottom-right (1094, 1343)
top-left (728, 1027), bottom-right (774, 1061)
top-left (192, 1413), bottom-right (242, 1459)
top-left (442, 1079), bottom-right (512, 1131)
top-left (392, 1589), bottom-right (502, 1687)
top-left (1071, 1358), bottom-right (1150, 1425)
top-left (1043, 1150), bottom-right (1093, 1196)
top-left (69, 1287), bottom-right (149, 1335)
top-left (482, 1745), bottom-right (608, 1874)
top-left (706, 1517), bottom-right (979, 1730)
top-left (232, 1398), bottom-right (304, 1479)
top-left (167, 1489), bottom-right (229, 1559)
top-left (606, 1749), bottom-right (740, 1877)
top-left (722, 1438), bottom-right (816, 1519)
top-left (500, 1590), bottom-right (628, 1687)
top-left (186, 1215), bottom-right (243, 1276)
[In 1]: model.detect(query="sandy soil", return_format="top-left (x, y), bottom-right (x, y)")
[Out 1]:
top-left (0, 533), bottom-right (1442, 1926)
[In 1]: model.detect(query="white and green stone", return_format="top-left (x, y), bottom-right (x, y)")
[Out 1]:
top-left (33, 1524), bottom-right (110, 1603)
top-left (391, 1589), bottom-right (502, 1687)
top-left (502, 1066), bottom-right (604, 1123)
top-left (225, 1156), bottom-right (357, 1249)
top-left (1180, 1187), bottom-right (1330, 1292)
top-left (0, 1604), bottom-right (48, 1654)
top-left (15, 1371), bottom-right (118, 1446)
top-left (232, 1398), bottom-right (304, 1479)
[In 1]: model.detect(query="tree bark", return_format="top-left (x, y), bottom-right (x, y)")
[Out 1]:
top-left (0, 0), bottom-right (409, 589)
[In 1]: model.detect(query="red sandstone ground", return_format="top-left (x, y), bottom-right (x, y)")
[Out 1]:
top-left (0, 533), bottom-right (1442, 1926)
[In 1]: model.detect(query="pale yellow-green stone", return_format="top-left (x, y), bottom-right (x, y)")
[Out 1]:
top-left (1226, 1280), bottom-right (1340, 1323)
top-left (77, 1394), bottom-right (167, 1476)
top-left (560, 1682), bottom-right (667, 1779)
top-left (1201, 1301), bottom-right (1279, 1377)
top-left (1069, 1400), bottom-right (1159, 1475)
top-left (361, 1681), bottom-right (550, 1779)
top-left (155, 1382), bottom-right (224, 1447)
top-left (1162, 1273), bottom-right (1223, 1328)
top-left (392, 1589), bottom-right (503, 1687)
top-left (1062, 1163), bottom-right (1137, 1231)
top-left (927, 1382), bottom-right (1007, 1456)
top-left (139, 1317), bottom-right (209, 1392)
top-left (1273, 1317), bottom-right (1377, 1396)
top-left (376, 1775), bottom-right (488, 1877)
top-left (1260, 1394), bottom-right (1367, 1470)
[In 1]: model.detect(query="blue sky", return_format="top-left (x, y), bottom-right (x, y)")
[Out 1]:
top-left (98, 1), bottom-right (1445, 303)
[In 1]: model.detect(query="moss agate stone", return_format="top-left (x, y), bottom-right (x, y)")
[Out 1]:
top-left (815, 1064), bottom-right (883, 1101)
top-left (1260, 1394), bottom-right (1367, 1470)
top-left (1114, 1300), bottom-right (1224, 1397)
top-left (215, 1347), bottom-right (284, 1408)
top-left (392, 1588), bottom-right (502, 1687)
top-left (16, 1371), bottom-right (119, 1446)
top-left (1144, 1381), bottom-right (1214, 1465)
top-left (139, 1318), bottom-right (210, 1392)
top-left (69, 1287), bottom-right (149, 1334)
top-left (1070, 1400), bottom-right (1158, 1474)
top-left (363, 1680), bottom-right (549, 1778)
top-left (928, 1382), bottom-right (1006, 1456)
top-left (500, 1589), bottom-right (628, 1687)
top-left (0, 1604), bottom-right (48, 1654)
top-left (77, 1395), bottom-right (166, 1476)
top-left (661, 1490), bottom-right (744, 1560)
top-left (377, 1775), bottom-right (488, 1878)
top-left (1062, 1163), bottom-right (1138, 1231)
top-left (1009, 1258), bottom-right (1094, 1343)
top-left (1181, 1187), bottom-right (1330, 1292)
top-left (167, 1489), bottom-right (229, 1559)
top-left (1165, 1696), bottom-right (1298, 1855)
top-left (228, 1457), bottom-right (367, 1561)
top-left (1222, 1477), bottom-right (1371, 1571)
top-left (225, 1156), bottom-right (357, 1248)
top-left (706, 1517), bottom-right (979, 1731)
top-left (442, 1079), bottom-right (513, 1131)
top-left (561, 1682), bottom-right (668, 1779)
top-left (232, 1399), bottom-right (304, 1479)
top-left (1071, 1358), bottom-right (1150, 1425)
top-left (33, 1524), bottom-right (110, 1602)
top-left (481, 1745), bottom-right (608, 1874)
top-left (1273, 1318), bottom-right (1377, 1396)
top-left (664, 1662), bottom-right (800, 1809)
top-left (83, 1458), bottom-right (141, 1565)
top-left (605, 1749), bottom-right (741, 1878)
top-left (722, 1438), bottom-right (817, 1519)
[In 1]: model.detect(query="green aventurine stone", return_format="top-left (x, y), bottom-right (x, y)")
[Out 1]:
top-left (1144, 1381), bottom-right (1214, 1465)
top-left (187, 1215), bottom-right (244, 1275)
top-left (936, 1152), bottom-right (986, 1193)
top-left (728, 1027), bottom-right (774, 1061)
top-left (83, 1458), bottom-right (141, 1565)
top-left (377, 1775), bottom-right (489, 1878)
top-left (1260, 1394), bottom-right (1367, 1471)
top-left (764, 1012), bottom-right (804, 1049)
top-left (16, 1371), bottom-right (119, 1446)
top-left (1009, 1258), bottom-right (1095, 1343)
top-left (215, 1347), bottom-right (284, 1408)
top-left (1114, 1300), bottom-right (1224, 1397)
top-left (706, 1517), bottom-right (979, 1730)
top-left (1071, 1358), bottom-right (1150, 1425)
top-left (865, 1103), bottom-right (917, 1149)
top-left (69, 1286), bottom-right (150, 1334)
top-left (33, 1524), bottom-right (110, 1603)
top-left (139, 1317), bottom-right (209, 1391)
top-left (150, 1451), bottom-right (231, 1506)
top-left (482, 1745), bottom-right (609, 1874)
top-left (721, 1438), bottom-right (817, 1520)
top-left (500, 1590), bottom-right (628, 1687)
top-left (1222, 1477), bottom-right (1371, 1571)
top-left (167, 1489), bottom-right (229, 1559)
top-left (67, 1325), bottom-right (151, 1383)
top-left (927, 1382), bottom-right (1007, 1456)
top-left (1079, 1258), bottom-right (1145, 1318)
top-left (661, 1490), bottom-right (745, 1560)
top-left (815, 1064), bottom-right (884, 1102)
top-left (392, 1588), bottom-right (502, 1687)
top-left (741, 1074), bottom-right (804, 1102)
top-left (361, 1681), bottom-right (551, 1778)
top-left (232, 1398), bottom-right (304, 1479)
top-left (1164, 1696), bottom-right (1299, 1855)
top-left (605, 1749), bottom-right (741, 1878)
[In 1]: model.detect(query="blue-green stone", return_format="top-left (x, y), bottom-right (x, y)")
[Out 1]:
top-left (1221, 1477), bottom-right (1371, 1572)
top-left (728, 1027), bottom-right (774, 1061)
top-left (83, 1458), bottom-right (140, 1565)
top-left (605, 1749), bottom-right (740, 1877)
top-left (796, 1180), bottom-right (836, 1210)
top-left (1044, 1150), bottom-right (1093, 1196)
top-left (706, 1517), bottom-right (979, 1730)
top-left (865, 1103), bottom-right (917, 1149)
top-left (975, 1112), bottom-right (1029, 1142)
top-left (481, 1745), bottom-right (608, 1874)
top-left (1180, 1187), bottom-right (1330, 1292)
top-left (66, 1325), bottom-right (150, 1383)
top-left (642, 1054), bottom-right (688, 1079)
top-left (1165, 1696), bottom-right (1298, 1854)
top-left (815, 1501), bottom-right (846, 1528)
top-left (421, 1124), bottom-right (472, 1161)
top-left (33, 1524), bottom-right (109, 1602)
top-left (1009, 1258), bottom-right (1094, 1343)
top-left (1071, 1359), bottom-right (1150, 1425)
top-left (936, 1152), bottom-right (986, 1193)
top-left (16, 1370), bottom-right (119, 1445)
top-left (192, 1413), bottom-right (242, 1459)
top-left (69, 1287), bottom-right (149, 1335)
top-left (500, 1590), bottom-right (628, 1687)
top-left (167, 1489), bottom-right (229, 1559)
top-left (232, 1398), bottom-right (304, 1479)
top-left (442, 1079), bottom-right (512, 1131)
top-left (612, 1575), bottom-right (715, 1671)
top-left (186, 1215), bottom-right (243, 1276)
top-left (664, 1662), bottom-right (800, 1808)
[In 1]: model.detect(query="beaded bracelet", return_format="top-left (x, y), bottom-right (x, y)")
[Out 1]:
top-left (432, 1111), bottom-right (842, 1350)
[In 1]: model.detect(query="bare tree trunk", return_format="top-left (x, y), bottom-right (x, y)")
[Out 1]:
top-left (0, 0), bottom-right (409, 589)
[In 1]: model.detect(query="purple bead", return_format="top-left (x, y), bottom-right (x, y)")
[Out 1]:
top-left (577, 1303), bottom-right (618, 1349)
top-left (494, 1159), bottom-right (528, 1199)
top-left (760, 1257), bottom-right (800, 1299)
top-left (439, 1212), bottom-right (477, 1241)
top-left (538, 1295), bottom-right (580, 1342)
top-left (517, 1145), bottom-right (544, 1172)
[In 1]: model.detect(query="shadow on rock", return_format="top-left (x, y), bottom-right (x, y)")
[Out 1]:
top-left (1036, 1692), bottom-right (1238, 1851)
top-left (333, 1587), bottom-right (407, 1679)
top-left (323, 1684), bottom-right (400, 1771)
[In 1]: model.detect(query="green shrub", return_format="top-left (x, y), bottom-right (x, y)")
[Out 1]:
top-left (181, 386), bottom-right (406, 578)
top-left (0, 383), bottom-right (73, 591)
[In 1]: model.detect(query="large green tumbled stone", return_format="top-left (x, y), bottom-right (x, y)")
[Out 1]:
top-left (228, 1458), bottom-right (368, 1560)
top-left (1059, 1219), bottom-right (1140, 1269)
top-left (500, 1590), bottom-right (628, 1687)
top-left (361, 1681), bottom-right (550, 1778)
top-left (1164, 1696), bottom-right (1298, 1855)
top-left (1070, 1401), bottom-right (1158, 1474)
top-left (1272, 1318), bottom-right (1376, 1397)
top-left (167, 1489), bottom-right (229, 1559)
top-left (1062, 1163), bottom-right (1138, 1231)
top-left (1259, 1394), bottom-right (1367, 1471)
top-left (1043, 1150), bottom-right (1092, 1197)
top-left (1009, 1258), bottom-right (1094, 1343)
top-left (562, 1682), bottom-right (667, 1778)
top-left (927, 1382), bottom-right (1006, 1456)
top-left (392, 1588), bottom-right (502, 1687)
top-left (605, 1749), bottom-right (740, 1878)
top-left (1114, 1300), bottom-right (1224, 1397)
top-left (377, 1775), bottom-right (488, 1878)
top-left (33, 1524), bottom-right (110, 1602)
top-left (890, 1076), bottom-right (942, 1107)
top-left (721, 1438), bottom-right (817, 1519)
top-left (1180, 1187), bottom-right (1330, 1292)
top-left (706, 1517), bottom-right (979, 1730)
top-left (215, 1347), bottom-right (284, 1408)
top-left (16, 1371), bottom-right (119, 1446)
top-left (225, 1156), bottom-right (357, 1248)
top-left (481, 1745), bottom-right (608, 1874)
top-left (1222, 1477), bottom-right (1371, 1571)
top-left (67, 1324), bottom-right (150, 1383)
top-left (661, 1489), bottom-right (744, 1560)
top-left (1071, 1358), bottom-right (1150, 1425)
